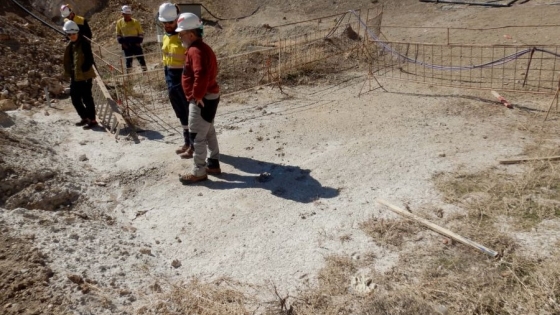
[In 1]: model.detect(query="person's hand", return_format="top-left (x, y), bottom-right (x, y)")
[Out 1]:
top-left (196, 99), bottom-right (204, 107)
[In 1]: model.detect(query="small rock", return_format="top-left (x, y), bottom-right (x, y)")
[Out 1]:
top-left (79, 141), bottom-right (87, 145)
top-left (256, 172), bottom-right (272, 183)
top-left (34, 183), bottom-right (45, 191)
top-left (434, 304), bottom-right (448, 315)
top-left (80, 284), bottom-right (90, 294)
top-left (0, 99), bottom-right (17, 111)
top-left (67, 274), bottom-right (84, 284)
top-left (119, 289), bottom-right (131, 296)
top-left (139, 248), bottom-right (153, 256)
top-left (171, 259), bottom-right (181, 268)
top-left (16, 79), bottom-right (29, 88)
top-left (438, 152), bottom-right (446, 158)
top-left (78, 154), bottom-right (88, 162)
top-left (20, 103), bottom-right (32, 110)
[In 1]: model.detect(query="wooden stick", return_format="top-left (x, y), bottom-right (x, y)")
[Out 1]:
top-left (491, 90), bottom-right (513, 108)
top-left (376, 199), bottom-right (499, 257)
top-left (498, 155), bottom-right (560, 164)
top-left (544, 86), bottom-right (560, 122)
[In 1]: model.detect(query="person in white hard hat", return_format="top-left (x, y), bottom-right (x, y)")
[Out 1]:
top-left (62, 20), bottom-right (98, 130)
top-left (158, 3), bottom-right (193, 158)
top-left (115, 5), bottom-right (147, 72)
top-left (60, 4), bottom-right (92, 40)
top-left (177, 13), bottom-right (221, 184)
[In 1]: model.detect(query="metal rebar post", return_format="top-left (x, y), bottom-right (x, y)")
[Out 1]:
top-left (522, 47), bottom-right (536, 87)
top-left (44, 87), bottom-right (51, 108)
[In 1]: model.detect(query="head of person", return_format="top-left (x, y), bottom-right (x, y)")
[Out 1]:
top-left (175, 13), bottom-right (203, 47)
top-left (158, 3), bottom-right (180, 33)
top-left (121, 5), bottom-right (133, 21)
top-left (60, 4), bottom-right (75, 20)
top-left (63, 20), bottom-right (80, 42)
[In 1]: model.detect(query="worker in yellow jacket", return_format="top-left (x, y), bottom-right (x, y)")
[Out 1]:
top-left (60, 4), bottom-right (93, 40)
top-left (116, 5), bottom-right (147, 72)
top-left (158, 3), bottom-right (193, 157)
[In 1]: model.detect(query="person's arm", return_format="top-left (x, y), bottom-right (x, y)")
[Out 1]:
top-left (63, 46), bottom-right (72, 79)
top-left (81, 40), bottom-right (94, 72)
top-left (181, 53), bottom-right (193, 101)
top-left (135, 20), bottom-right (144, 44)
top-left (116, 20), bottom-right (125, 44)
top-left (191, 47), bottom-right (209, 104)
top-left (83, 19), bottom-right (93, 40)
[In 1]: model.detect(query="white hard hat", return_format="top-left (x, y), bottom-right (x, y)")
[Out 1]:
top-left (60, 4), bottom-right (71, 18)
top-left (63, 20), bottom-right (79, 34)
top-left (121, 5), bottom-right (132, 14)
top-left (175, 13), bottom-right (202, 32)
top-left (158, 3), bottom-right (178, 22)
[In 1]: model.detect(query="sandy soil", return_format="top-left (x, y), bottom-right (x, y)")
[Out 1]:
top-left (2, 0), bottom-right (560, 314)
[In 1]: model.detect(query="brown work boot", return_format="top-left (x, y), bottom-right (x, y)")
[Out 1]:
top-left (179, 146), bottom-right (194, 159)
top-left (206, 167), bottom-right (222, 175)
top-left (75, 119), bottom-right (89, 126)
top-left (83, 120), bottom-right (98, 130)
top-left (175, 145), bottom-right (189, 154)
top-left (179, 173), bottom-right (207, 184)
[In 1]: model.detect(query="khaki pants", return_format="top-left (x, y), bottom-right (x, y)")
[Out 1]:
top-left (189, 101), bottom-right (219, 176)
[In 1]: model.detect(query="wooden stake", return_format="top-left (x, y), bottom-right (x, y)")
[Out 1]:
top-left (376, 199), bottom-right (499, 257)
top-left (491, 91), bottom-right (513, 108)
top-left (522, 47), bottom-right (535, 88)
top-left (498, 155), bottom-right (560, 164)
top-left (544, 86), bottom-right (560, 122)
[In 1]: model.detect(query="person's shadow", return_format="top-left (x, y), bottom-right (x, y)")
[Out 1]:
top-left (205, 154), bottom-right (339, 203)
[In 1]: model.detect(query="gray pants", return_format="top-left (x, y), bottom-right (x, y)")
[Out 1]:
top-left (189, 102), bottom-right (219, 176)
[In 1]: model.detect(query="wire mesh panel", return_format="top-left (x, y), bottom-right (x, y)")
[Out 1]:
top-left (351, 10), bottom-right (560, 95)
top-left (87, 7), bottom-right (383, 133)
top-left (367, 41), bottom-right (560, 94)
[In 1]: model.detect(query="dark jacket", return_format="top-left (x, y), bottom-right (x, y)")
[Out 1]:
top-left (64, 36), bottom-right (96, 81)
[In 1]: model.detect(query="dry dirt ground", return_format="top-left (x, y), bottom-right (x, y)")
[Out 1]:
top-left (2, 0), bottom-right (560, 314)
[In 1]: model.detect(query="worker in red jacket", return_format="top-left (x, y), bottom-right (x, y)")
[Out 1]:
top-left (177, 13), bottom-right (221, 184)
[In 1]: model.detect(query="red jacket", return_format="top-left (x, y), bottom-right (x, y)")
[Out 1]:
top-left (181, 39), bottom-right (219, 101)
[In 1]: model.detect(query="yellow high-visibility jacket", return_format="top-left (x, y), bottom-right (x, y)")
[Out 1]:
top-left (162, 33), bottom-right (186, 69)
top-left (116, 18), bottom-right (144, 44)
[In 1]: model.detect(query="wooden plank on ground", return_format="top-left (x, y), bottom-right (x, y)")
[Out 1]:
top-left (498, 156), bottom-right (560, 164)
top-left (377, 199), bottom-right (499, 257)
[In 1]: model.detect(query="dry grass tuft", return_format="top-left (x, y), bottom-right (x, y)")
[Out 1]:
top-left (360, 217), bottom-right (422, 247)
top-left (136, 278), bottom-right (253, 315)
top-left (264, 255), bottom-right (360, 315)
top-left (316, 256), bottom-right (357, 296)
top-left (435, 149), bottom-right (560, 229)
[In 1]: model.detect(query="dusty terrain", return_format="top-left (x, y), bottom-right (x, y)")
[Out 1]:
top-left (2, 0), bottom-right (560, 314)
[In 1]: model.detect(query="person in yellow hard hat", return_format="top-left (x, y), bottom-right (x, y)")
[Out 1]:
top-left (158, 3), bottom-right (193, 157)
top-left (62, 20), bottom-right (98, 130)
top-left (60, 4), bottom-right (92, 40)
top-left (116, 5), bottom-right (147, 72)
